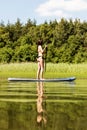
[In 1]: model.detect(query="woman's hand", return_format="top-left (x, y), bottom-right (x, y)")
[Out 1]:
top-left (45, 45), bottom-right (47, 49)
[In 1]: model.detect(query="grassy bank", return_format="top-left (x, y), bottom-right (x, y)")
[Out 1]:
top-left (0, 62), bottom-right (87, 79)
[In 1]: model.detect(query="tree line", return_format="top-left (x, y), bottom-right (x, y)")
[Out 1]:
top-left (0, 18), bottom-right (87, 63)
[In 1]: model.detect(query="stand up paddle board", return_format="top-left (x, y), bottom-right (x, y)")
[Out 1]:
top-left (8, 77), bottom-right (76, 82)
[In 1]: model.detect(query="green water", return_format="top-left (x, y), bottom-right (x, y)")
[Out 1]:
top-left (0, 79), bottom-right (87, 130)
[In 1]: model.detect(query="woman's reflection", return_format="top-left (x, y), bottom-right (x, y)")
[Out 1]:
top-left (36, 82), bottom-right (47, 126)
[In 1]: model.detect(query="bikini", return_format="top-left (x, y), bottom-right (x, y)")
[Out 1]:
top-left (38, 46), bottom-right (44, 60)
top-left (38, 56), bottom-right (43, 58)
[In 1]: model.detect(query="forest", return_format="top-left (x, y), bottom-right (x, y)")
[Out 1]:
top-left (0, 18), bottom-right (87, 63)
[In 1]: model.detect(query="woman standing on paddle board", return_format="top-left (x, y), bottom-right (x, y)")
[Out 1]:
top-left (37, 39), bottom-right (47, 79)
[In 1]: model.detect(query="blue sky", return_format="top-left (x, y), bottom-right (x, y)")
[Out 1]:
top-left (0, 0), bottom-right (87, 25)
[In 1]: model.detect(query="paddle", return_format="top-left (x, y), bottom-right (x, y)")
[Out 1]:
top-left (44, 44), bottom-right (48, 72)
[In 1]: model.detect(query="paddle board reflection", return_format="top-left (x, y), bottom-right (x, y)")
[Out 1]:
top-left (36, 82), bottom-right (47, 126)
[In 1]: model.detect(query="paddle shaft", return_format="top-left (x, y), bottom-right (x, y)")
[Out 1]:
top-left (44, 45), bottom-right (47, 72)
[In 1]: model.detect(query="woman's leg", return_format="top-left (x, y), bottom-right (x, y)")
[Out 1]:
top-left (40, 59), bottom-right (44, 79)
top-left (37, 62), bottom-right (41, 79)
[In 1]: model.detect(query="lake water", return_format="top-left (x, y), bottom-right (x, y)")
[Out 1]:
top-left (0, 79), bottom-right (87, 130)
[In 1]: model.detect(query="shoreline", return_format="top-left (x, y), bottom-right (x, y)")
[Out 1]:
top-left (0, 62), bottom-right (87, 79)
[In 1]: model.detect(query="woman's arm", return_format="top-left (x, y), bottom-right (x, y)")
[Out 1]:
top-left (42, 45), bottom-right (47, 53)
top-left (38, 45), bottom-right (47, 54)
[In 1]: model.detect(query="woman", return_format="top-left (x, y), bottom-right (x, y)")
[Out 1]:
top-left (37, 40), bottom-right (47, 79)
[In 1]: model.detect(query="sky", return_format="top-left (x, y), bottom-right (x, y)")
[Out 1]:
top-left (0, 0), bottom-right (87, 25)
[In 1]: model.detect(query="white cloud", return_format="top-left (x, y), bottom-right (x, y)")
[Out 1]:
top-left (65, 0), bottom-right (87, 11)
top-left (35, 0), bottom-right (87, 17)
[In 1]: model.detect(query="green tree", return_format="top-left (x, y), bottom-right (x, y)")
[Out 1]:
top-left (0, 47), bottom-right (13, 63)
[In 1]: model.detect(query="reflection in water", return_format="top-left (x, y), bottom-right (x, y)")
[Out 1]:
top-left (36, 82), bottom-right (47, 126)
top-left (0, 80), bottom-right (87, 130)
